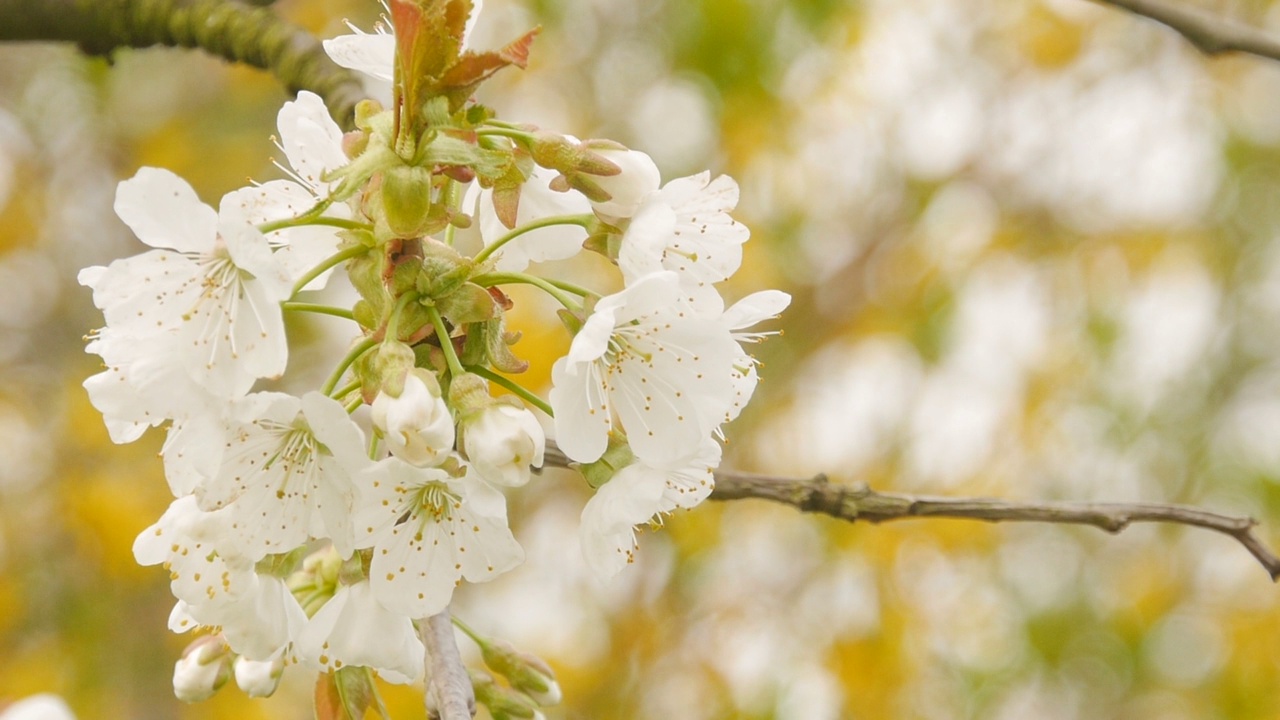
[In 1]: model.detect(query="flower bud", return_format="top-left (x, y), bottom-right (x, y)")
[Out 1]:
top-left (480, 641), bottom-right (561, 706)
top-left (371, 369), bottom-right (455, 466)
top-left (583, 146), bottom-right (659, 219)
top-left (381, 165), bottom-right (440, 238)
top-left (233, 655), bottom-right (285, 698)
top-left (472, 671), bottom-right (540, 719)
top-left (173, 636), bottom-right (233, 703)
top-left (460, 403), bottom-right (545, 487)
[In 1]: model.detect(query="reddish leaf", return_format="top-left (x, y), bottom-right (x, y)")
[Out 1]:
top-left (313, 669), bottom-right (389, 720)
top-left (436, 28), bottom-right (542, 109)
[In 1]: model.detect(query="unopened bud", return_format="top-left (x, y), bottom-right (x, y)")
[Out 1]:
top-left (173, 636), bottom-right (233, 703)
top-left (233, 655), bottom-right (285, 698)
top-left (459, 403), bottom-right (546, 488)
top-left (583, 146), bottom-right (659, 219)
top-left (472, 671), bottom-right (539, 719)
top-left (382, 165), bottom-right (439, 238)
top-left (371, 369), bottom-right (455, 467)
top-left (481, 641), bottom-right (561, 706)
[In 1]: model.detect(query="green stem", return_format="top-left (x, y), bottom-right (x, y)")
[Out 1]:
top-left (257, 198), bottom-right (332, 234)
top-left (386, 291), bottom-right (420, 342)
top-left (450, 616), bottom-right (486, 647)
top-left (467, 365), bottom-right (554, 417)
top-left (259, 214), bottom-right (370, 234)
top-left (291, 244), bottom-right (368, 298)
top-left (321, 336), bottom-right (378, 396)
top-left (472, 271), bottom-right (581, 312)
top-left (328, 378), bottom-right (361, 401)
top-left (368, 433), bottom-right (382, 461)
top-left (281, 301), bottom-right (355, 321)
top-left (442, 179), bottom-right (461, 247)
top-left (471, 213), bottom-right (595, 266)
top-left (475, 126), bottom-right (534, 144)
top-left (544, 277), bottom-right (595, 298)
top-left (426, 305), bottom-right (465, 378)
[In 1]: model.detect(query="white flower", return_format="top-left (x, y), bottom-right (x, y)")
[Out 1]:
top-left (589, 147), bottom-right (660, 219)
top-left (172, 637), bottom-right (232, 703)
top-left (195, 392), bottom-right (369, 560)
top-left (234, 655), bottom-right (285, 698)
top-left (578, 441), bottom-right (719, 581)
top-left (718, 289), bottom-right (791, 426)
top-left (295, 580), bottom-right (424, 684)
top-left (548, 271), bottom-right (739, 465)
top-left (81, 326), bottom-right (225, 452)
top-left (170, 575), bottom-right (307, 662)
top-left (460, 403), bottom-right (545, 487)
top-left (222, 91), bottom-right (350, 291)
top-left (0, 695), bottom-right (77, 720)
top-left (354, 459), bottom-right (524, 618)
top-left (133, 496), bottom-right (256, 606)
top-left (475, 163), bottom-right (591, 272)
top-left (371, 370), bottom-right (455, 467)
top-left (618, 172), bottom-right (749, 306)
top-left (81, 167), bottom-right (292, 399)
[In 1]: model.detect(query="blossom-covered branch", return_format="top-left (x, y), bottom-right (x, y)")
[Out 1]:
top-left (1093, 0), bottom-right (1280, 62)
top-left (0, 0), bottom-right (365, 128)
top-left (542, 444), bottom-right (1280, 580)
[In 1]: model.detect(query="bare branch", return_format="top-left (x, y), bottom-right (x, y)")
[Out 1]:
top-left (1092, 0), bottom-right (1280, 62)
top-left (420, 608), bottom-right (476, 720)
top-left (542, 444), bottom-right (1280, 580)
top-left (0, 0), bottom-right (365, 129)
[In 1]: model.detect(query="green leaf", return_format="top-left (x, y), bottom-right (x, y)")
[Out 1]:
top-left (420, 133), bottom-right (512, 178)
top-left (438, 282), bottom-right (498, 326)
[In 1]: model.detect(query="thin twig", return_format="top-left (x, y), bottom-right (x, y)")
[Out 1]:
top-left (1092, 0), bottom-right (1280, 62)
top-left (542, 444), bottom-right (1280, 580)
top-left (420, 608), bottom-right (475, 720)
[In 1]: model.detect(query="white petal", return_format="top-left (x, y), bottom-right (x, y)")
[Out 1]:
top-left (298, 581), bottom-right (424, 683)
top-left (371, 519), bottom-right (461, 618)
top-left (277, 91), bottom-right (347, 192)
top-left (722, 290), bottom-right (792, 330)
top-left (114, 167), bottom-right (217, 253)
top-left (579, 464), bottom-right (665, 581)
top-left (322, 33), bottom-right (395, 82)
top-left (549, 357), bottom-right (611, 463)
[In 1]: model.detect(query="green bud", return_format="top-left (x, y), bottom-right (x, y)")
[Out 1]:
top-left (381, 164), bottom-right (437, 238)
top-left (370, 340), bottom-right (417, 398)
top-left (447, 372), bottom-right (491, 414)
top-left (472, 671), bottom-right (538, 719)
top-left (528, 132), bottom-right (577, 171)
top-left (480, 641), bottom-right (562, 707)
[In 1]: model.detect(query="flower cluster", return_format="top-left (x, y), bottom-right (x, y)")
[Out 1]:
top-left (80, 0), bottom-right (786, 707)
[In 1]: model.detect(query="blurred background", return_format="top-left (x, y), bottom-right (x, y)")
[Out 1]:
top-left (2, 0), bottom-right (1280, 717)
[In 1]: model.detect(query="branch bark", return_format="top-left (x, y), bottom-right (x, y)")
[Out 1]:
top-left (0, 0), bottom-right (366, 129)
top-left (420, 608), bottom-right (476, 720)
top-left (1092, 0), bottom-right (1280, 62)
top-left (542, 444), bottom-right (1280, 580)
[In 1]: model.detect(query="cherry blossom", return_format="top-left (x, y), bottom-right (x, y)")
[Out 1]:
top-left (549, 271), bottom-right (740, 465)
top-left (354, 458), bottom-right (524, 618)
top-left (195, 392), bottom-right (369, 560)
top-left (618, 172), bottom-right (749, 307)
